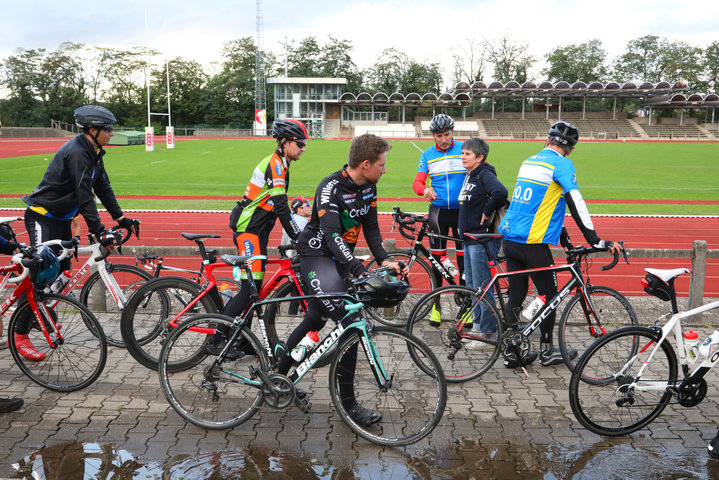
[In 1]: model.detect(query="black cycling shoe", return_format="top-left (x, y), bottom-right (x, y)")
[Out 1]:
top-left (503, 350), bottom-right (538, 369)
top-left (539, 343), bottom-right (576, 366)
top-left (347, 403), bottom-right (382, 427)
top-left (0, 396), bottom-right (23, 414)
top-left (709, 429), bottom-right (719, 459)
top-left (204, 339), bottom-right (245, 360)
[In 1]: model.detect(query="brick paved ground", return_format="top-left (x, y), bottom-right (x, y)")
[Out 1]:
top-left (1, 296), bottom-right (719, 478)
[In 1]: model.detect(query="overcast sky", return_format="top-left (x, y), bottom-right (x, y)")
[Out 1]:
top-left (2, 0), bottom-right (717, 89)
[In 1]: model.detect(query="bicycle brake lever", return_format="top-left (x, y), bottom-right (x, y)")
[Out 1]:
top-left (619, 241), bottom-right (629, 264)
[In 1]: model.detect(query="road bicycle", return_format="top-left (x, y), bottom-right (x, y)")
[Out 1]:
top-left (120, 236), bottom-right (305, 371)
top-left (365, 206), bottom-right (515, 327)
top-left (406, 233), bottom-right (636, 382)
top-left (157, 253), bottom-right (447, 447)
top-left (569, 267), bottom-right (719, 436)
top-left (1, 236), bottom-right (107, 391)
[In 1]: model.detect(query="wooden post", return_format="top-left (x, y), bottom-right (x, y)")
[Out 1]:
top-left (689, 240), bottom-right (707, 312)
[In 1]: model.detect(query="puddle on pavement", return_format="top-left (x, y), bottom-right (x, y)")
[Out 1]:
top-left (9, 440), bottom-right (719, 479)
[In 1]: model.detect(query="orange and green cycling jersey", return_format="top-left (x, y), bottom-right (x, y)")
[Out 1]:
top-left (234, 151), bottom-right (300, 239)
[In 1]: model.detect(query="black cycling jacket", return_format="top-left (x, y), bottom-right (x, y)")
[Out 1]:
top-left (22, 134), bottom-right (123, 235)
top-left (297, 166), bottom-right (388, 276)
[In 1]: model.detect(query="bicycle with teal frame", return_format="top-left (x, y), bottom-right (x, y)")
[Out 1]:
top-left (157, 253), bottom-right (448, 446)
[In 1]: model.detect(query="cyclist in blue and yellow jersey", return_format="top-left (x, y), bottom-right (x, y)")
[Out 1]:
top-left (413, 113), bottom-right (466, 326)
top-left (207, 119), bottom-right (308, 358)
top-left (498, 120), bottom-right (622, 368)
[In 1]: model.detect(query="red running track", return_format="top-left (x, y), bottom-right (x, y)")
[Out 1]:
top-left (3, 209), bottom-right (717, 297)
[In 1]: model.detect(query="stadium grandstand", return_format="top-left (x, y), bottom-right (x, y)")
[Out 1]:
top-left (332, 80), bottom-right (719, 140)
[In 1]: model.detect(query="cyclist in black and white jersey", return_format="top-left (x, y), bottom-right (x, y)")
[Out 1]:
top-left (276, 133), bottom-right (406, 427)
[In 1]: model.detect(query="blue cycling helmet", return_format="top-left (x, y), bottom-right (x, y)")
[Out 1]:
top-left (30, 246), bottom-right (60, 289)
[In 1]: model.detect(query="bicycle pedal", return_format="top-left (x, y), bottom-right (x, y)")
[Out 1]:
top-left (294, 396), bottom-right (311, 413)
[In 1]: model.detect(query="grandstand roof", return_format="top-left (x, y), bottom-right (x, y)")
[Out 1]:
top-left (450, 80), bottom-right (691, 100)
top-left (639, 93), bottom-right (719, 109)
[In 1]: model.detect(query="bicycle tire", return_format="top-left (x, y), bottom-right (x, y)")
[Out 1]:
top-left (328, 325), bottom-right (447, 446)
top-left (79, 263), bottom-right (153, 347)
top-left (364, 251), bottom-right (437, 327)
top-left (569, 326), bottom-right (678, 436)
top-left (120, 276), bottom-right (219, 371)
top-left (8, 293), bottom-right (108, 391)
top-left (558, 285), bottom-right (638, 375)
top-left (406, 285), bottom-right (503, 382)
top-left (159, 314), bottom-right (270, 430)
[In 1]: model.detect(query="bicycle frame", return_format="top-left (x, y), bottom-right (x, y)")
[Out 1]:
top-left (472, 256), bottom-right (602, 339)
top-left (618, 299), bottom-right (719, 393)
top-left (0, 263), bottom-right (62, 347)
top-left (392, 209), bottom-right (460, 284)
top-left (216, 292), bottom-right (391, 392)
top-left (165, 256), bottom-right (305, 330)
top-left (55, 241), bottom-right (129, 309)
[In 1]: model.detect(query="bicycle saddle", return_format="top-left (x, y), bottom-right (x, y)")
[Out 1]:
top-left (181, 232), bottom-right (221, 241)
top-left (221, 254), bottom-right (267, 266)
top-left (644, 267), bottom-right (691, 282)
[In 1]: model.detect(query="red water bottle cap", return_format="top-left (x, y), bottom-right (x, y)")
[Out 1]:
top-left (684, 330), bottom-right (699, 340)
top-left (308, 331), bottom-right (320, 342)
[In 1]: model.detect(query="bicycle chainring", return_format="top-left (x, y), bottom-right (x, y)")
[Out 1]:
top-left (678, 376), bottom-right (707, 407)
top-left (500, 330), bottom-right (531, 363)
top-left (261, 373), bottom-right (295, 409)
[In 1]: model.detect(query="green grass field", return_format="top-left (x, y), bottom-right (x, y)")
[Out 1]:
top-left (1, 138), bottom-right (717, 214)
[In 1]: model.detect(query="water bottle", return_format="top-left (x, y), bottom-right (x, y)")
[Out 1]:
top-left (699, 329), bottom-right (719, 359)
top-left (440, 256), bottom-right (458, 276)
top-left (49, 270), bottom-right (72, 294)
top-left (521, 295), bottom-right (546, 322)
top-left (218, 282), bottom-right (233, 306)
top-left (291, 331), bottom-right (320, 362)
top-left (684, 330), bottom-right (699, 363)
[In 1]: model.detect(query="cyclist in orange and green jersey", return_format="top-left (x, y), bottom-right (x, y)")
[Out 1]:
top-left (208, 119), bottom-right (308, 357)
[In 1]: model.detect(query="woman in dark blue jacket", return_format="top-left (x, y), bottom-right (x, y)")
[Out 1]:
top-left (457, 138), bottom-right (507, 347)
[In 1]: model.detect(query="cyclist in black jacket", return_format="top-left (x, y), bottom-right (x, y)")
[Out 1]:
top-left (277, 133), bottom-right (406, 427)
top-left (18, 105), bottom-right (138, 361)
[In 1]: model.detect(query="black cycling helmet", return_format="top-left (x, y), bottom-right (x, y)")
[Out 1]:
top-left (429, 114), bottom-right (454, 133)
top-left (548, 120), bottom-right (579, 147)
top-left (75, 105), bottom-right (116, 129)
top-left (29, 246), bottom-right (60, 289)
top-left (272, 119), bottom-right (309, 141)
top-left (354, 274), bottom-right (410, 308)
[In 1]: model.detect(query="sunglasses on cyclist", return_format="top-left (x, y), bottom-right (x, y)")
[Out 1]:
top-left (102, 126), bottom-right (114, 133)
top-left (295, 140), bottom-right (306, 148)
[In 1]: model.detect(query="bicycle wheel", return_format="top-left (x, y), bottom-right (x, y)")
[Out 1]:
top-left (365, 252), bottom-right (437, 327)
top-left (8, 293), bottom-right (107, 391)
top-left (79, 263), bottom-right (153, 347)
top-left (328, 325), bottom-right (447, 446)
top-left (406, 285), bottom-right (503, 382)
top-left (120, 276), bottom-right (219, 371)
top-left (569, 326), bottom-right (678, 436)
top-left (159, 314), bottom-right (269, 429)
top-left (558, 285), bottom-right (638, 374)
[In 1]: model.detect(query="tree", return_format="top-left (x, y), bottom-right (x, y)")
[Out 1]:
top-left (483, 36), bottom-right (535, 83)
top-left (101, 47), bottom-right (157, 126)
top-left (150, 57), bottom-right (209, 126)
top-left (543, 39), bottom-right (609, 82)
top-left (365, 48), bottom-right (408, 93)
top-left (702, 41), bottom-right (719, 93)
top-left (401, 61), bottom-right (442, 95)
top-left (286, 36), bottom-right (363, 92)
top-left (451, 39), bottom-right (487, 84)
top-left (613, 35), bottom-right (702, 85)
